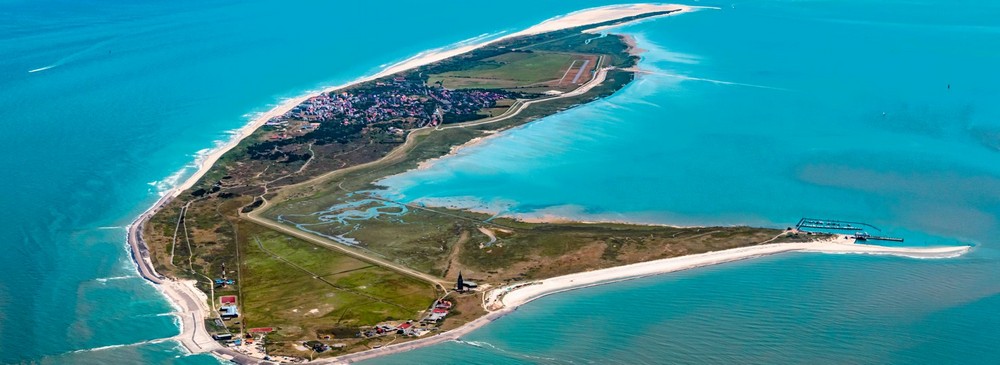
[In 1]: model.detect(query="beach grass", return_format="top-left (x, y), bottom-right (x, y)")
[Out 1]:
top-left (137, 19), bottom-right (793, 359)
top-left (238, 222), bottom-right (437, 343)
top-left (428, 51), bottom-right (583, 89)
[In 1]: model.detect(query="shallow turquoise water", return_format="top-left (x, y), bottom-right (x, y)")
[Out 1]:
top-left (371, 0), bottom-right (1000, 364)
top-left (380, 1), bottom-right (1000, 247)
top-left (3, 0), bottom-right (998, 364)
top-left (0, 0), bottom-right (631, 363)
top-left (366, 252), bottom-right (1000, 365)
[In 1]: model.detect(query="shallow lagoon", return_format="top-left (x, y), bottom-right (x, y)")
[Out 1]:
top-left (3, 0), bottom-right (997, 363)
top-left (372, 0), bottom-right (1000, 363)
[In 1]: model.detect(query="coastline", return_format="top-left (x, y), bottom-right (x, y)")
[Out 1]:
top-left (314, 236), bottom-right (971, 363)
top-left (121, 3), bottom-right (978, 362)
top-left (165, 3), bottom-right (691, 202)
top-left (126, 3), bottom-right (694, 361)
top-left (491, 237), bottom-right (972, 309)
top-left (125, 3), bottom-right (976, 364)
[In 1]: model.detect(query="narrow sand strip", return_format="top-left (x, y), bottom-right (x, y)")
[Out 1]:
top-left (493, 237), bottom-right (971, 309)
top-left (128, 4), bottom-right (694, 362)
top-left (167, 3), bottom-right (692, 199)
top-left (319, 237), bottom-right (970, 364)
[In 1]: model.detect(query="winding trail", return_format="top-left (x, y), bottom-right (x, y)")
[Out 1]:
top-left (252, 236), bottom-right (413, 309)
top-left (477, 227), bottom-right (497, 248)
top-left (248, 209), bottom-right (449, 290)
top-left (317, 238), bottom-right (971, 364)
top-left (240, 61), bottom-right (618, 292)
top-left (117, 5), bottom-right (838, 363)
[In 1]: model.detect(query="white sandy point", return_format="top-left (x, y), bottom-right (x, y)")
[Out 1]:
top-left (164, 3), bottom-right (694, 204)
top-left (491, 237), bottom-right (971, 309)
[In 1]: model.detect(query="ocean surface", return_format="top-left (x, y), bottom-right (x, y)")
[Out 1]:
top-left (374, 0), bottom-right (1000, 364)
top-left (1, 0), bottom-right (996, 364)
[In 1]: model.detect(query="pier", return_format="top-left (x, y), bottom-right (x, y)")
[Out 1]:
top-left (854, 232), bottom-right (904, 242)
top-left (796, 218), bottom-right (880, 232)
top-left (796, 217), bottom-right (904, 242)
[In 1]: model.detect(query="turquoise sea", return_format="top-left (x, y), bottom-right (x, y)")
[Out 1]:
top-left (2, 0), bottom-right (997, 364)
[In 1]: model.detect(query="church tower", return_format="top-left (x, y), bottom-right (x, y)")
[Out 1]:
top-left (456, 271), bottom-right (465, 291)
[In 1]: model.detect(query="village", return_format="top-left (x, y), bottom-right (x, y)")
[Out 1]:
top-left (208, 272), bottom-right (483, 361)
top-left (262, 77), bottom-right (520, 141)
top-left (131, 14), bottom-right (701, 363)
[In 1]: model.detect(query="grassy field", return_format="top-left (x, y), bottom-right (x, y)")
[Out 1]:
top-left (238, 222), bottom-right (438, 354)
top-left (428, 51), bottom-right (593, 90)
top-left (270, 191), bottom-right (785, 284)
top-left (139, 24), bottom-right (809, 360)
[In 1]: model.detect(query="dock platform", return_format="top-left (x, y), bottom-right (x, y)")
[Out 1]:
top-left (854, 232), bottom-right (904, 242)
top-left (796, 217), bottom-right (905, 242)
top-left (796, 218), bottom-right (880, 232)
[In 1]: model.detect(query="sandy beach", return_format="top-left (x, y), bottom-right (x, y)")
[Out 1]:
top-left (126, 3), bottom-right (976, 364)
top-left (166, 3), bottom-right (692, 200)
top-left (490, 237), bottom-right (972, 309)
top-left (312, 236), bottom-right (971, 364)
top-left (125, 3), bottom-right (695, 362)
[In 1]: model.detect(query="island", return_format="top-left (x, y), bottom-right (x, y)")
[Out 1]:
top-left (125, 4), bottom-right (971, 364)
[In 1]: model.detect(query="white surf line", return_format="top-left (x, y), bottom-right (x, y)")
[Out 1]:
top-left (28, 36), bottom-right (121, 73)
top-left (28, 65), bottom-right (57, 73)
top-left (95, 275), bottom-right (138, 283)
top-left (66, 337), bottom-right (173, 354)
top-left (129, 4), bottom-right (700, 360)
top-left (635, 69), bottom-right (789, 90)
top-left (492, 239), bottom-right (972, 310)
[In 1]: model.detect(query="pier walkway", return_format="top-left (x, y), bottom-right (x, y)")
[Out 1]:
top-left (796, 217), bottom-right (904, 242)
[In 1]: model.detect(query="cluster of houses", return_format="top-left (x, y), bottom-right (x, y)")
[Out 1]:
top-left (262, 119), bottom-right (321, 141)
top-left (358, 299), bottom-right (455, 339)
top-left (359, 320), bottom-right (432, 338)
top-left (422, 299), bottom-right (453, 323)
top-left (303, 340), bottom-right (344, 353)
top-left (214, 278), bottom-right (236, 287)
top-left (273, 77), bottom-right (516, 130)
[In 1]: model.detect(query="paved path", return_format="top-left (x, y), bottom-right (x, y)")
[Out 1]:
top-left (126, 196), bottom-right (224, 354)
top-left (244, 210), bottom-right (449, 291)
top-left (124, 53), bottom-right (619, 364)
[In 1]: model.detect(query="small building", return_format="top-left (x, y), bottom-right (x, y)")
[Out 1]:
top-left (220, 305), bottom-right (239, 319)
top-left (395, 322), bottom-right (414, 335)
top-left (220, 295), bottom-right (237, 305)
top-left (214, 278), bottom-right (235, 288)
top-left (305, 341), bottom-right (329, 353)
top-left (212, 333), bottom-right (233, 341)
top-left (455, 272), bottom-right (478, 292)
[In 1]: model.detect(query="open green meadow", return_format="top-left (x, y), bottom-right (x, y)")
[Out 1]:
top-left (428, 51), bottom-right (592, 90)
top-left (238, 223), bottom-right (438, 343)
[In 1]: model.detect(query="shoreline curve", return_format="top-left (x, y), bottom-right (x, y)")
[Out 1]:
top-left (124, 3), bottom-right (694, 363)
top-left (314, 236), bottom-right (970, 364)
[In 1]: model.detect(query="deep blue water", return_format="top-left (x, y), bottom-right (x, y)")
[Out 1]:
top-left (3, 0), bottom-right (998, 364)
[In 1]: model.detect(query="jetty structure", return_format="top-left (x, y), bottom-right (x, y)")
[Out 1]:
top-left (795, 217), bottom-right (876, 232)
top-left (796, 217), bottom-right (905, 242)
top-left (125, 4), bottom-right (701, 363)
